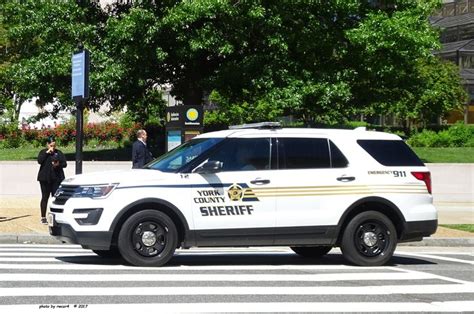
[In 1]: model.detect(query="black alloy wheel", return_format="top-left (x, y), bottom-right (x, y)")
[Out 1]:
top-left (118, 210), bottom-right (178, 267)
top-left (341, 211), bottom-right (397, 266)
top-left (132, 221), bottom-right (167, 257)
top-left (291, 246), bottom-right (332, 258)
top-left (355, 221), bottom-right (388, 257)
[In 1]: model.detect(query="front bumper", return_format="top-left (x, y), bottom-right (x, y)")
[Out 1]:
top-left (400, 219), bottom-right (438, 242)
top-left (49, 223), bottom-right (113, 250)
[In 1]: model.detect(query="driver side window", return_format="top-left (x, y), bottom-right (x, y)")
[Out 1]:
top-left (207, 138), bottom-right (271, 171)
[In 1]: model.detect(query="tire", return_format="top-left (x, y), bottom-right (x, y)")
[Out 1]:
top-left (341, 211), bottom-right (397, 266)
top-left (291, 246), bottom-right (332, 258)
top-left (118, 210), bottom-right (178, 267)
top-left (92, 248), bottom-right (121, 259)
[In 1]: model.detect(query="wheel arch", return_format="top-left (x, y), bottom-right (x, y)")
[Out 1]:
top-left (335, 197), bottom-right (406, 245)
top-left (109, 198), bottom-right (192, 248)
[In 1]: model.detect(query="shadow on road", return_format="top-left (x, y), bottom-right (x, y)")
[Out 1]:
top-left (0, 215), bottom-right (31, 223)
top-left (55, 252), bottom-right (436, 267)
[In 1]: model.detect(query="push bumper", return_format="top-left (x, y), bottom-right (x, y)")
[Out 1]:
top-left (49, 223), bottom-right (113, 250)
top-left (400, 219), bottom-right (438, 242)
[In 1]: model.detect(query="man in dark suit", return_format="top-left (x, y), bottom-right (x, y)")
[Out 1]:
top-left (132, 129), bottom-right (153, 168)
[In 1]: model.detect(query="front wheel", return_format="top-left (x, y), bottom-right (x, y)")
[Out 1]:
top-left (340, 211), bottom-right (397, 266)
top-left (291, 246), bottom-right (332, 258)
top-left (118, 210), bottom-right (178, 267)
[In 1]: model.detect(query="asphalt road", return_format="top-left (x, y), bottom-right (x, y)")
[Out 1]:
top-left (0, 245), bottom-right (472, 312)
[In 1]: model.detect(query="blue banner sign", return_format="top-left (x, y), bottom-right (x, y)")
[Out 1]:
top-left (71, 50), bottom-right (89, 100)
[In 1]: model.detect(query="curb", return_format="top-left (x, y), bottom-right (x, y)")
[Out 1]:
top-left (0, 233), bottom-right (63, 245)
top-left (398, 237), bottom-right (474, 247)
top-left (0, 233), bottom-right (473, 247)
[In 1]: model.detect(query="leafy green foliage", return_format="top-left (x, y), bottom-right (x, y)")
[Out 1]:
top-left (0, 0), bottom-right (468, 129)
top-left (408, 122), bottom-right (474, 147)
top-left (0, 121), bottom-right (133, 148)
top-left (1, 0), bottom-right (107, 118)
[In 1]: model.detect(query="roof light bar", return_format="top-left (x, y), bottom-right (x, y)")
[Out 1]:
top-left (229, 122), bottom-right (282, 130)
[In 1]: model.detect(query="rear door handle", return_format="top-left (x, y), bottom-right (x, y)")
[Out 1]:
top-left (337, 176), bottom-right (355, 182)
top-left (250, 179), bottom-right (270, 185)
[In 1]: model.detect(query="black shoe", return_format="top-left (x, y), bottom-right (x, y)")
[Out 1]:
top-left (40, 217), bottom-right (48, 225)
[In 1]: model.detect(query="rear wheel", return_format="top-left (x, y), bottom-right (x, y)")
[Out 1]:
top-left (291, 246), bottom-right (332, 258)
top-left (341, 211), bottom-right (397, 266)
top-left (118, 210), bottom-right (178, 267)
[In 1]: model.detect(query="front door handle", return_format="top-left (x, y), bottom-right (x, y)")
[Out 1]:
top-left (251, 179), bottom-right (270, 185)
top-left (337, 176), bottom-right (356, 182)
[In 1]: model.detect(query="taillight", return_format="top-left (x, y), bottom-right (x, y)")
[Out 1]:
top-left (411, 171), bottom-right (432, 194)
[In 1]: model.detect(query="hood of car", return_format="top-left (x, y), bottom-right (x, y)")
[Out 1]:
top-left (61, 169), bottom-right (170, 186)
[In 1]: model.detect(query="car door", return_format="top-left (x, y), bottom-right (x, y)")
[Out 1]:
top-left (272, 136), bottom-right (357, 245)
top-left (188, 137), bottom-right (278, 246)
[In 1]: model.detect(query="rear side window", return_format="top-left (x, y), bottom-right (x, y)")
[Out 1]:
top-left (278, 138), bottom-right (331, 169)
top-left (329, 140), bottom-right (348, 168)
top-left (357, 140), bottom-right (424, 166)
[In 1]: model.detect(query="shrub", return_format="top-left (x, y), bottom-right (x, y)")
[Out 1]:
top-left (408, 130), bottom-right (436, 147)
top-left (1, 123), bottom-right (25, 148)
top-left (435, 130), bottom-right (452, 147)
top-left (445, 122), bottom-right (473, 147)
top-left (0, 121), bottom-right (134, 148)
top-left (467, 136), bottom-right (474, 147)
top-left (408, 122), bottom-right (474, 147)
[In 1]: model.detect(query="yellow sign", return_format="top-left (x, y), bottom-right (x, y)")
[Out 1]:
top-left (186, 108), bottom-right (199, 121)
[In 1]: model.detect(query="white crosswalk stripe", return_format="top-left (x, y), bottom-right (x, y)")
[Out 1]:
top-left (0, 244), bottom-right (472, 313)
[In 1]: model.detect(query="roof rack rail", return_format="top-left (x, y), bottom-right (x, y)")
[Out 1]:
top-left (229, 122), bottom-right (282, 130)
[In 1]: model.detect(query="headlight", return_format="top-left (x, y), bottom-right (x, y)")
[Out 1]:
top-left (71, 184), bottom-right (118, 199)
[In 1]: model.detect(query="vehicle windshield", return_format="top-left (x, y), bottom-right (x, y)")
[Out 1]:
top-left (145, 138), bottom-right (223, 172)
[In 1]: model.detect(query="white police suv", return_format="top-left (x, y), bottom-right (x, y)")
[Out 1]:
top-left (49, 122), bottom-right (437, 266)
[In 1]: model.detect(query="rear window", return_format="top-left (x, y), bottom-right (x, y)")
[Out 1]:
top-left (357, 140), bottom-right (424, 166)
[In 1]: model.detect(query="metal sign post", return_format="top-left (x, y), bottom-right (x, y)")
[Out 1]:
top-left (71, 49), bottom-right (90, 174)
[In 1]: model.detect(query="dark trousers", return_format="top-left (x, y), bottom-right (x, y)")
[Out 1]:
top-left (39, 181), bottom-right (60, 218)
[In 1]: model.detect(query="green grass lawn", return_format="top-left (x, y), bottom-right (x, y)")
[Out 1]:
top-left (439, 224), bottom-right (474, 233)
top-left (412, 147), bottom-right (474, 163)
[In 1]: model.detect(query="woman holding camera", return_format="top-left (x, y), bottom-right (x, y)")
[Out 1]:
top-left (37, 136), bottom-right (67, 225)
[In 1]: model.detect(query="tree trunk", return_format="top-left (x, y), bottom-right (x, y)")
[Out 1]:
top-left (13, 95), bottom-right (22, 123)
top-left (182, 88), bottom-right (203, 107)
top-left (465, 103), bottom-right (469, 124)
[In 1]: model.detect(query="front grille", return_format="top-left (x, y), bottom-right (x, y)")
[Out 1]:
top-left (53, 185), bottom-right (80, 205)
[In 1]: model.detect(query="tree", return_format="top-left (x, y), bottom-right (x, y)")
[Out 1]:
top-left (147, 0), bottom-right (463, 126)
top-left (0, 0), bottom-right (107, 121)
top-left (394, 57), bottom-right (467, 127)
top-left (1, 0), bottom-right (466, 129)
top-left (0, 4), bottom-right (19, 122)
top-left (105, 1), bottom-right (362, 124)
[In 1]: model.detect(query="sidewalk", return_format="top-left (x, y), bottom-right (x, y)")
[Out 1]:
top-left (0, 196), bottom-right (473, 246)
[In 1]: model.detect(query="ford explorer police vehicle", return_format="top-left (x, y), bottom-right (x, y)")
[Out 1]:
top-left (49, 122), bottom-right (437, 267)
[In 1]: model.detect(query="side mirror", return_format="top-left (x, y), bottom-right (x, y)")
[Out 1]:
top-left (194, 160), bottom-right (223, 174)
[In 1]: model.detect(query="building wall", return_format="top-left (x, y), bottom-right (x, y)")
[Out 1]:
top-left (433, 0), bottom-right (474, 124)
